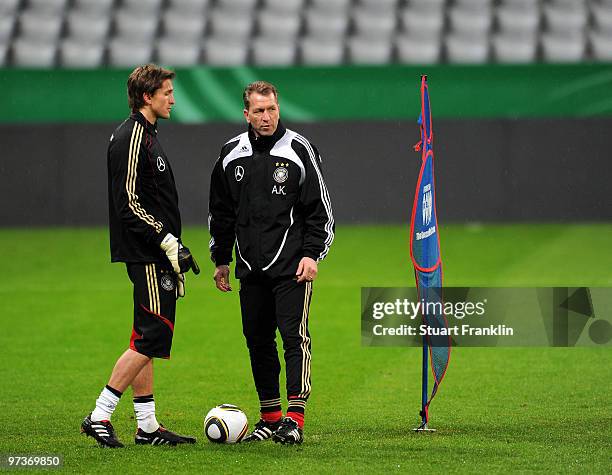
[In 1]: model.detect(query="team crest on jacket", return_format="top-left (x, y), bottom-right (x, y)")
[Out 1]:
top-left (157, 156), bottom-right (166, 172)
top-left (160, 274), bottom-right (175, 291)
top-left (273, 166), bottom-right (288, 183)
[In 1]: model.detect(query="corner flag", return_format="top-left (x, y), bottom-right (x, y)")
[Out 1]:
top-left (410, 75), bottom-right (450, 431)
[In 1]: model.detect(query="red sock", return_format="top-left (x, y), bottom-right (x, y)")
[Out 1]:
top-left (261, 410), bottom-right (282, 423)
top-left (286, 411), bottom-right (304, 429)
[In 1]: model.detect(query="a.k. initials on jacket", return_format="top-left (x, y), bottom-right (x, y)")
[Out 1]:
top-left (209, 121), bottom-right (334, 279)
top-left (108, 112), bottom-right (181, 264)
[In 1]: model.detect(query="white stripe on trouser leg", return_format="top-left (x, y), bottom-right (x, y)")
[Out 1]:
top-left (298, 282), bottom-right (312, 398)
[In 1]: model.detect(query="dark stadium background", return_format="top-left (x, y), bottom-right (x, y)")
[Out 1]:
top-left (2, 65), bottom-right (611, 226)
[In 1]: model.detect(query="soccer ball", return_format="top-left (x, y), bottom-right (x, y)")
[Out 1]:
top-left (204, 404), bottom-right (248, 444)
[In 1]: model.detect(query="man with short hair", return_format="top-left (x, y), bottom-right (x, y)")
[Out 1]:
top-left (208, 81), bottom-right (334, 445)
top-left (80, 64), bottom-right (199, 448)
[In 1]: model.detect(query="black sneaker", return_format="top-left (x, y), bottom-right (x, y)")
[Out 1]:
top-left (134, 424), bottom-right (196, 446)
top-left (80, 413), bottom-right (124, 448)
top-left (242, 418), bottom-right (282, 442)
top-left (272, 417), bottom-right (303, 445)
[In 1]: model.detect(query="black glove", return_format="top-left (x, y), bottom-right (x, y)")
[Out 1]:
top-left (178, 244), bottom-right (200, 275)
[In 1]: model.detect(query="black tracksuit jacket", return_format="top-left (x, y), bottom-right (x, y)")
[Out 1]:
top-left (108, 112), bottom-right (181, 264)
top-left (208, 121), bottom-right (334, 280)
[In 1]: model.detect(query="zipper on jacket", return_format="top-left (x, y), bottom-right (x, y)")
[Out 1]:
top-left (251, 151), bottom-right (263, 269)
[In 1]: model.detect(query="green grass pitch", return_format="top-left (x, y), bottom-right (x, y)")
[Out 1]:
top-left (1, 224), bottom-right (610, 473)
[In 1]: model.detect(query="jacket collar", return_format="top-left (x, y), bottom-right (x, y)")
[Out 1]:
top-left (131, 111), bottom-right (158, 136)
top-left (248, 120), bottom-right (286, 151)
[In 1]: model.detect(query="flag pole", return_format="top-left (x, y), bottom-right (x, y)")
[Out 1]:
top-left (413, 337), bottom-right (435, 431)
top-left (421, 338), bottom-right (428, 425)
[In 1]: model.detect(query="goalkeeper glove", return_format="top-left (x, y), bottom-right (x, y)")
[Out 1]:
top-left (160, 233), bottom-right (201, 275)
top-left (177, 273), bottom-right (185, 298)
top-left (178, 243), bottom-right (200, 275)
top-left (160, 233), bottom-right (181, 273)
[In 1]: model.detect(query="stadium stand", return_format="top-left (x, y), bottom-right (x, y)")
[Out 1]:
top-left (311, 0), bottom-right (351, 12)
top-left (204, 36), bottom-right (248, 64)
top-left (258, 9), bottom-right (301, 39)
top-left (108, 37), bottom-right (154, 66)
top-left (0, 13), bottom-right (16, 43)
top-left (353, 6), bottom-right (397, 39)
top-left (167, 0), bottom-right (208, 14)
top-left (114, 9), bottom-right (159, 42)
top-left (252, 35), bottom-right (296, 64)
top-left (27, 0), bottom-right (68, 13)
top-left (348, 35), bottom-right (393, 63)
top-left (401, 3), bottom-right (445, 36)
top-left (301, 36), bottom-right (345, 64)
top-left (396, 33), bottom-right (442, 63)
top-left (2, 0), bottom-right (611, 67)
top-left (157, 36), bottom-right (202, 65)
top-left (162, 8), bottom-right (206, 40)
top-left (19, 9), bottom-right (63, 41)
top-left (492, 32), bottom-right (538, 62)
top-left (65, 9), bottom-right (111, 42)
top-left (264, 0), bottom-right (305, 14)
top-left (304, 7), bottom-right (349, 38)
top-left (0, 41), bottom-right (8, 65)
top-left (60, 38), bottom-right (105, 67)
top-left (496, 3), bottom-right (539, 35)
top-left (72, 0), bottom-right (114, 13)
top-left (449, 2), bottom-right (493, 35)
top-left (209, 6), bottom-right (253, 40)
top-left (13, 37), bottom-right (56, 66)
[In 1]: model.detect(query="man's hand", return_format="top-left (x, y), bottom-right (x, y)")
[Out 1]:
top-left (160, 233), bottom-right (200, 275)
top-left (296, 257), bottom-right (317, 284)
top-left (214, 265), bottom-right (232, 292)
top-left (177, 273), bottom-right (185, 298)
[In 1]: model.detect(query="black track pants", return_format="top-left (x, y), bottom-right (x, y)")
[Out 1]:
top-left (239, 276), bottom-right (313, 402)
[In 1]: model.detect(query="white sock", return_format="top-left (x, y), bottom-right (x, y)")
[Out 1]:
top-left (133, 395), bottom-right (160, 433)
top-left (91, 386), bottom-right (121, 422)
